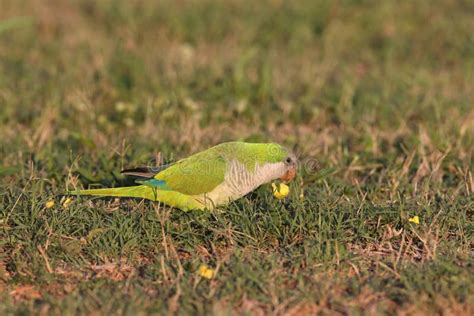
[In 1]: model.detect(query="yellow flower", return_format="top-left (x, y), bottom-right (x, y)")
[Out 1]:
top-left (408, 215), bottom-right (420, 225)
top-left (62, 198), bottom-right (73, 208)
top-left (299, 188), bottom-right (304, 200)
top-left (45, 200), bottom-right (55, 209)
top-left (197, 264), bottom-right (215, 279)
top-left (272, 182), bottom-right (289, 200)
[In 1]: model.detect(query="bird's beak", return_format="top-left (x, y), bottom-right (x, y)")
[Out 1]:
top-left (280, 166), bottom-right (296, 183)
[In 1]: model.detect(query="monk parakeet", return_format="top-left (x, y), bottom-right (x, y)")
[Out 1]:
top-left (71, 142), bottom-right (297, 211)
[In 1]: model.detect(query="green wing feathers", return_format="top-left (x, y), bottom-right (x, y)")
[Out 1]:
top-left (154, 149), bottom-right (227, 195)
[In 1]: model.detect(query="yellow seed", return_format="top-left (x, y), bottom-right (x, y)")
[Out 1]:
top-left (45, 200), bottom-right (55, 209)
top-left (408, 215), bottom-right (420, 225)
top-left (272, 182), bottom-right (289, 200)
top-left (62, 198), bottom-right (73, 208)
top-left (115, 102), bottom-right (128, 113)
top-left (198, 264), bottom-right (215, 279)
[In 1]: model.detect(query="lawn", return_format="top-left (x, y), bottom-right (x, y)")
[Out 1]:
top-left (0, 0), bottom-right (473, 314)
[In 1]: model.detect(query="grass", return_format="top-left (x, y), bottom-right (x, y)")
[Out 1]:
top-left (0, 0), bottom-right (473, 314)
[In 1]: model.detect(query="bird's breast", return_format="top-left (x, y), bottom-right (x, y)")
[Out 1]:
top-left (198, 160), bottom-right (284, 208)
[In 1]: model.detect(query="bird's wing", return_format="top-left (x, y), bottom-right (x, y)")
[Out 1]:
top-left (121, 163), bottom-right (174, 178)
top-left (148, 149), bottom-right (227, 195)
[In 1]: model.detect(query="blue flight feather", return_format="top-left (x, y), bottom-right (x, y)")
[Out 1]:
top-left (137, 179), bottom-right (169, 190)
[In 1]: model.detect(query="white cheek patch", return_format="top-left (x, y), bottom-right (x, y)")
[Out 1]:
top-left (255, 162), bottom-right (287, 183)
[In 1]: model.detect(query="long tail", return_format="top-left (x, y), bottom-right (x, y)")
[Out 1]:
top-left (69, 185), bottom-right (159, 201)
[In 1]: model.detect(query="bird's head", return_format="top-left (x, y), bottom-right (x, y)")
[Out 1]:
top-left (264, 143), bottom-right (297, 183)
top-left (280, 151), bottom-right (297, 183)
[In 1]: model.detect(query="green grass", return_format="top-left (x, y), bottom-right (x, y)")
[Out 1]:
top-left (1, 0), bottom-right (473, 314)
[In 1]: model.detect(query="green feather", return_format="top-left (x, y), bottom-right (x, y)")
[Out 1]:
top-left (69, 186), bottom-right (205, 211)
top-left (154, 148), bottom-right (227, 195)
top-left (69, 186), bottom-right (159, 200)
top-left (217, 142), bottom-right (287, 171)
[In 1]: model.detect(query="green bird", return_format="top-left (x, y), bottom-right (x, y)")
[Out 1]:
top-left (71, 142), bottom-right (297, 211)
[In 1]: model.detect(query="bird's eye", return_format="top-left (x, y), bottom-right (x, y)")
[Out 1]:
top-left (286, 157), bottom-right (292, 164)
